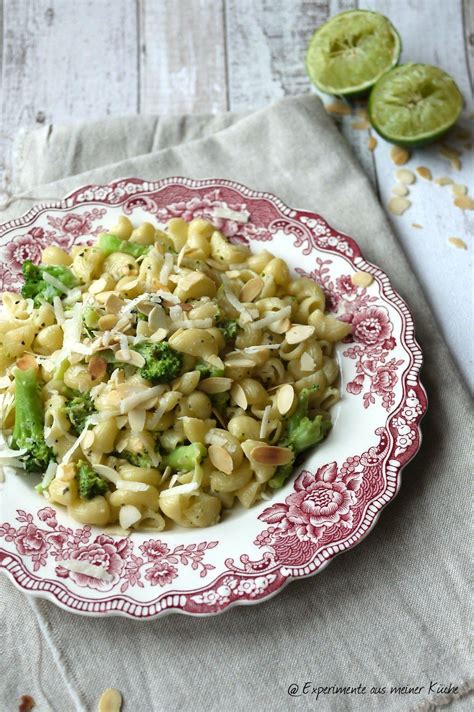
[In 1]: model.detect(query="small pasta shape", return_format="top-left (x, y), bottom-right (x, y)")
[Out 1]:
top-left (41, 245), bottom-right (72, 266)
top-left (68, 496), bottom-right (111, 526)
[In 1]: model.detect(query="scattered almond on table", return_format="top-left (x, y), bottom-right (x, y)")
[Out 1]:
top-left (325, 101), bottom-right (352, 116)
top-left (395, 168), bottom-right (416, 185)
top-left (368, 135), bottom-right (377, 151)
top-left (411, 223), bottom-right (423, 230)
top-left (388, 196), bottom-right (411, 215)
top-left (392, 184), bottom-right (409, 197)
top-left (448, 237), bottom-right (468, 250)
top-left (451, 184), bottom-right (467, 196)
top-left (453, 195), bottom-right (474, 210)
top-left (434, 176), bottom-right (454, 186)
top-left (390, 146), bottom-right (410, 165)
top-left (97, 688), bottom-right (122, 712)
top-left (416, 166), bottom-right (432, 180)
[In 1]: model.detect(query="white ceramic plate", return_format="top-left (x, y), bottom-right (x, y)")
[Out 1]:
top-left (0, 178), bottom-right (427, 618)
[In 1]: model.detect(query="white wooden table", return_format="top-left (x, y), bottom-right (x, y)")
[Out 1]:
top-left (1, 0), bottom-right (473, 388)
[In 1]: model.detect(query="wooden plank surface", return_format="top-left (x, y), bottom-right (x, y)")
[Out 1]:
top-left (0, 0), bottom-right (472, 386)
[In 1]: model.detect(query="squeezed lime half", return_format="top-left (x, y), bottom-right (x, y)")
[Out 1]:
top-left (305, 10), bottom-right (401, 96)
top-left (369, 64), bottom-right (464, 146)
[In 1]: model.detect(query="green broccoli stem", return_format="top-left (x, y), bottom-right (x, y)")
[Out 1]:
top-left (97, 232), bottom-right (150, 258)
top-left (164, 443), bottom-right (207, 471)
top-left (268, 461), bottom-right (294, 489)
top-left (12, 368), bottom-right (53, 473)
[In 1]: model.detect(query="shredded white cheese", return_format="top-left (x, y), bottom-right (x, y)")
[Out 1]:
top-left (0, 447), bottom-right (27, 460)
top-left (250, 306), bottom-right (292, 330)
top-left (159, 252), bottom-right (174, 285)
top-left (58, 560), bottom-right (114, 582)
top-left (0, 376), bottom-right (11, 390)
top-left (119, 385), bottom-right (166, 414)
top-left (119, 505), bottom-right (141, 530)
top-left (159, 481), bottom-right (199, 498)
top-left (62, 287), bottom-right (82, 305)
top-left (119, 334), bottom-right (131, 361)
top-left (42, 271), bottom-right (70, 295)
top-left (241, 345), bottom-right (280, 353)
top-left (116, 480), bottom-right (149, 492)
top-left (92, 464), bottom-right (119, 484)
top-left (260, 405), bottom-right (272, 439)
top-left (213, 206), bottom-right (250, 223)
top-left (53, 296), bottom-right (65, 325)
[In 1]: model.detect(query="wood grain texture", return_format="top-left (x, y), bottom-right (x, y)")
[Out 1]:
top-left (138, 0), bottom-right (227, 114)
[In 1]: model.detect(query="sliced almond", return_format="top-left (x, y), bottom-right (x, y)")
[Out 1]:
top-left (269, 317), bottom-right (291, 334)
top-left (128, 409), bottom-right (146, 432)
top-left (98, 313), bottom-right (117, 331)
top-left (179, 302), bottom-right (193, 311)
top-left (392, 184), bottom-right (409, 197)
top-left (351, 271), bottom-right (374, 288)
top-left (367, 136), bottom-right (377, 151)
top-left (351, 119), bottom-right (370, 130)
top-left (239, 276), bottom-right (264, 303)
top-left (277, 384), bottom-right (295, 415)
top-left (454, 196), bottom-right (474, 210)
top-left (231, 382), bottom-right (248, 410)
top-left (325, 101), bottom-right (351, 116)
top-left (82, 430), bottom-right (95, 450)
top-left (411, 223), bottom-right (423, 230)
top-left (451, 184), bottom-right (467, 196)
top-left (105, 294), bottom-right (125, 314)
top-left (15, 354), bottom-right (38, 371)
top-left (207, 354), bottom-right (225, 371)
top-left (434, 176), bottom-right (454, 186)
top-left (115, 276), bottom-right (139, 292)
top-left (89, 277), bottom-right (109, 295)
top-left (395, 168), bottom-right (415, 185)
top-left (250, 445), bottom-right (294, 466)
top-left (390, 146), bottom-right (410, 166)
top-left (97, 687), bottom-right (122, 712)
top-left (416, 166), bottom-right (432, 180)
top-left (286, 324), bottom-right (315, 345)
top-left (300, 352), bottom-right (316, 372)
top-left (88, 355), bottom-right (107, 381)
top-left (448, 237), bottom-right (468, 250)
top-left (127, 350), bottom-right (146, 368)
top-left (119, 505), bottom-right (141, 530)
top-left (388, 196), bottom-right (411, 215)
top-left (199, 377), bottom-right (233, 394)
top-left (115, 349), bottom-right (131, 362)
top-left (208, 444), bottom-right (234, 474)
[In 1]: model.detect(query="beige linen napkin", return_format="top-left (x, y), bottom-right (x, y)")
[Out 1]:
top-left (1, 96), bottom-right (472, 712)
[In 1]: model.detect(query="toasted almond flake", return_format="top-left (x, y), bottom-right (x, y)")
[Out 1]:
top-left (448, 237), bottom-right (468, 250)
top-left (367, 136), bottom-right (377, 151)
top-left (434, 176), bottom-right (454, 186)
top-left (148, 327), bottom-right (168, 343)
top-left (325, 101), bottom-right (351, 116)
top-left (454, 196), bottom-right (474, 210)
top-left (250, 445), bottom-right (294, 466)
top-left (251, 305), bottom-right (292, 330)
top-left (148, 305), bottom-right (169, 331)
top-left (159, 481), bottom-right (199, 498)
top-left (411, 223), bottom-right (423, 230)
top-left (388, 196), bottom-right (411, 215)
top-left (199, 377), bottom-right (233, 394)
top-left (286, 324), bottom-right (315, 345)
top-left (208, 444), bottom-right (234, 474)
top-left (239, 276), bottom-right (264, 303)
top-left (119, 505), bottom-right (142, 531)
top-left (277, 384), bottom-right (295, 416)
top-left (116, 276), bottom-right (139, 292)
top-left (395, 168), bottom-right (415, 185)
top-left (351, 271), bottom-right (374, 288)
top-left (451, 184), bottom-right (468, 196)
top-left (98, 314), bottom-right (117, 331)
top-left (105, 294), bottom-right (124, 314)
top-left (300, 352), bottom-right (316, 372)
top-left (259, 404), bottom-right (272, 439)
top-left (390, 146), bottom-right (410, 166)
top-left (89, 277), bottom-right (109, 295)
top-left (128, 409), bottom-right (147, 432)
top-left (16, 354), bottom-right (38, 371)
top-left (268, 317), bottom-right (291, 334)
top-left (392, 183), bottom-right (409, 198)
top-left (351, 119), bottom-right (370, 130)
top-left (92, 464), bottom-right (119, 484)
top-left (82, 430), bottom-right (95, 450)
top-left (88, 355), bottom-right (107, 381)
top-left (416, 166), bottom-right (432, 180)
top-left (231, 382), bottom-right (248, 410)
top-left (127, 350), bottom-right (146, 368)
top-left (116, 480), bottom-right (149, 492)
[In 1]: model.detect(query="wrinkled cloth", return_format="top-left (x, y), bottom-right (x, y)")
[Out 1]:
top-left (1, 96), bottom-right (472, 712)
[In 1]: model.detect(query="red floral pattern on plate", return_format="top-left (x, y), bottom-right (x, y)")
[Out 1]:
top-left (0, 177), bottom-right (427, 618)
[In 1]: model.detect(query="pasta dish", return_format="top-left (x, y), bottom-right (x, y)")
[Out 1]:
top-left (0, 215), bottom-right (351, 531)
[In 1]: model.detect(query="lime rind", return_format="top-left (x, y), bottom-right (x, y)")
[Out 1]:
top-left (306, 9), bottom-right (401, 97)
top-left (368, 63), bottom-right (464, 146)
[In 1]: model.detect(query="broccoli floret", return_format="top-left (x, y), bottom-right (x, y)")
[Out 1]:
top-left (195, 361), bottom-right (225, 378)
top-left (76, 460), bottom-right (109, 499)
top-left (211, 391), bottom-right (230, 411)
top-left (269, 386), bottom-right (332, 489)
top-left (164, 443), bottom-right (207, 471)
top-left (122, 451), bottom-right (153, 468)
top-left (218, 318), bottom-right (238, 343)
top-left (65, 392), bottom-right (96, 435)
top-left (97, 232), bottom-right (150, 258)
top-left (134, 341), bottom-right (183, 384)
top-left (21, 260), bottom-right (78, 307)
top-left (12, 368), bottom-right (54, 473)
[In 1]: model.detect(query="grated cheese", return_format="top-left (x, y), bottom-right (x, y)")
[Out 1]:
top-left (62, 287), bottom-right (82, 305)
top-left (53, 296), bottom-right (65, 325)
top-left (260, 405), bottom-right (272, 439)
top-left (118, 334), bottom-right (131, 361)
top-left (159, 481), bottom-right (199, 498)
top-left (42, 271), bottom-right (70, 295)
top-left (213, 206), bottom-right (250, 223)
top-left (0, 376), bottom-right (11, 389)
top-left (159, 252), bottom-right (174, 285)
top-left (92, 464), bottom-right (119, 484)
top-left (119, 505), bottom-right (142, 530)
top-left (61, 424), bottom-right (91, 464)
top-left (0, 447), bottom-right (27, 460)
top-left (58, 559), bottom-right (114, 582)
top-left (119, 385), bottom-right (166, 414)
top-left (250, 306), bottom-right (292, 330)
top-left (241, 345), bottom-right (280, 353)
